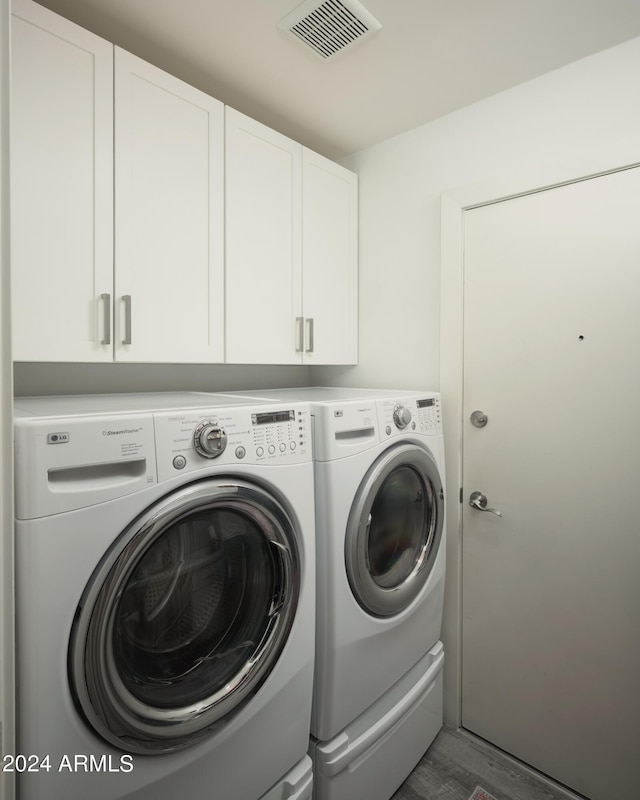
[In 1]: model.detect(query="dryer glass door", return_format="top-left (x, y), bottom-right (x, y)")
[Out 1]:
top-left (69, 478), bottom-right (300, 753)
top-left (345, 443), bottom-right (444, 617)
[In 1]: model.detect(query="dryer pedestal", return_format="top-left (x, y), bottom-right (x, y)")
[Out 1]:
top-left (309, 642), bottom-right (444, 800)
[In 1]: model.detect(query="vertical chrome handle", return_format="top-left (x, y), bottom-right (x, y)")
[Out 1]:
top-left (122, 295), bottom-right (132, 345)
top-left (295, 317), bottom-right (304, 352)
top-left (269, 540), bottom-right (293, 616)
top-left (363, 513), bottom-right (372, 571)
top-left (100, 293), bottom-right (111, 346)
top-left (305, 317), bottom-right (314, 353)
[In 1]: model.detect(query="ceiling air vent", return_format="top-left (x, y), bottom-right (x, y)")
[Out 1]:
top-left (278, 0), bottom-right (382, 60)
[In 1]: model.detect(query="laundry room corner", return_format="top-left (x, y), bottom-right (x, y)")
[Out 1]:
top-left (6, 2), bottom-right (640, 798)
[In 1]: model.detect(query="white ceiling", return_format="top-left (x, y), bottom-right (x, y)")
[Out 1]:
top-left (34, 0), bottom-right (640, 159)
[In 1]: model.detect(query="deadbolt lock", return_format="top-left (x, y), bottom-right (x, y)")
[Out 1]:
top-left (470, 410), bottom-right (488, 428)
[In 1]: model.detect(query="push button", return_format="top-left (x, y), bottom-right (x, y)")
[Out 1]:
top-left (173, 455), bottom-right (187, 470)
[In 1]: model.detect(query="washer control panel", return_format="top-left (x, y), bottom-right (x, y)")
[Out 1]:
top-left (378, 394), bottom-right (441, 437)
top-left (154, 404), bottom-right (311, 481)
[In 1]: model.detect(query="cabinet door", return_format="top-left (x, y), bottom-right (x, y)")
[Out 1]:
top-left (11, 0), bottom-right (113, 362)
top-left (225, 108), bottom-right (302, 364)
top-left (302, 150), bottom-right (358, 364)
top-left (114, 48), bottom-right (224, 363)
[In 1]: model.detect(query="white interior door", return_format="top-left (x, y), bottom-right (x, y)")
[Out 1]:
top-left (461, 166), bottom-right (640, 800)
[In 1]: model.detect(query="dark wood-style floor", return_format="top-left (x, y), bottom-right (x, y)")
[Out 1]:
top-left (391, 728), bottom-right (585, 800)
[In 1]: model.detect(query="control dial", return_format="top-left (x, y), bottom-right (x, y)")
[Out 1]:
top-left (193, 419), bottom-right (228, 459)
top-left (393, 404), bottom-right (412, 429)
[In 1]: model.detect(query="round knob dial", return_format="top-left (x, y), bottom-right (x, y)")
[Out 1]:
top-left (393, 405), bottom-right (412, 429)
top-left (193, 420), bottom-right (227, 459)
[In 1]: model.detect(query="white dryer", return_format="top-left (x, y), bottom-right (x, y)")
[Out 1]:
top-left (226, 388), bottom-right (446, 800)
top-left (13, 392), bottom-right (315, 800)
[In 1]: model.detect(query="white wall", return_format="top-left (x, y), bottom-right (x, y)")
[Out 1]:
top-left (1, 0), bottom-right (15, 795)
top-left (13, 362), bottom-right (312, 396)
top-left (316, 36), bottom-right (640, 727)
top-left (314, 35), bottom-right (640, 392)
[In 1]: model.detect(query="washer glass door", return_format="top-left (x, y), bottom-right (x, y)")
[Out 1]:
top-left (69, 478), bottom-right (300, 753)
top-left (345, 443), bottom-right (444, 617)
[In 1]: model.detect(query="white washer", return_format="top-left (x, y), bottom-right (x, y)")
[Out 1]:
top-left (227, 388), bottom-right (446, 800)
top-left (13, 392), bottom-right (315, 800)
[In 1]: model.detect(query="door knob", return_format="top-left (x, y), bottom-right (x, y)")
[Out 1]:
top-left (469, 491), bottom-right (502, 517)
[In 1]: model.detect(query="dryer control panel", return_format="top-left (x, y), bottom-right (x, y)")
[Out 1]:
top-left (154, 404), bottom-right (312, 482)
top-left (378, 394), bottom-right (441, 438)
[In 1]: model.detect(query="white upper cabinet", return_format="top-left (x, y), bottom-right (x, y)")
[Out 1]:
top-left (225, 108), bottom-right (358, 365)
top-left (114, 48), bottom-right (225, 363)
top-left (225, 108), bottom-right (303, 364)
top-left (11, 2), bottom-right (357, 366)
top-left (11, 0), bottom-right (113, 362)
top-left (302, 149), bottom-right (358, 365)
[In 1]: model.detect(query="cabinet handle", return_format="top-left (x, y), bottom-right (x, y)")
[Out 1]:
top-left (305, 317), bottom-right (314, 353)
top-left (295, 317), bottom-right (304, 352)
top-left (100, 293), bottom-right (111, 346)
top-left (122, 295), bottom-right (132, 345)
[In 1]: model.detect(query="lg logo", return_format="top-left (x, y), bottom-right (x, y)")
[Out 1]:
top-left (46, 432), bottom-right (69, 444)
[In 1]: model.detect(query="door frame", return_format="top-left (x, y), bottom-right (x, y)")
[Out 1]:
top-left (439, 146), bottom-right (640, 729)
